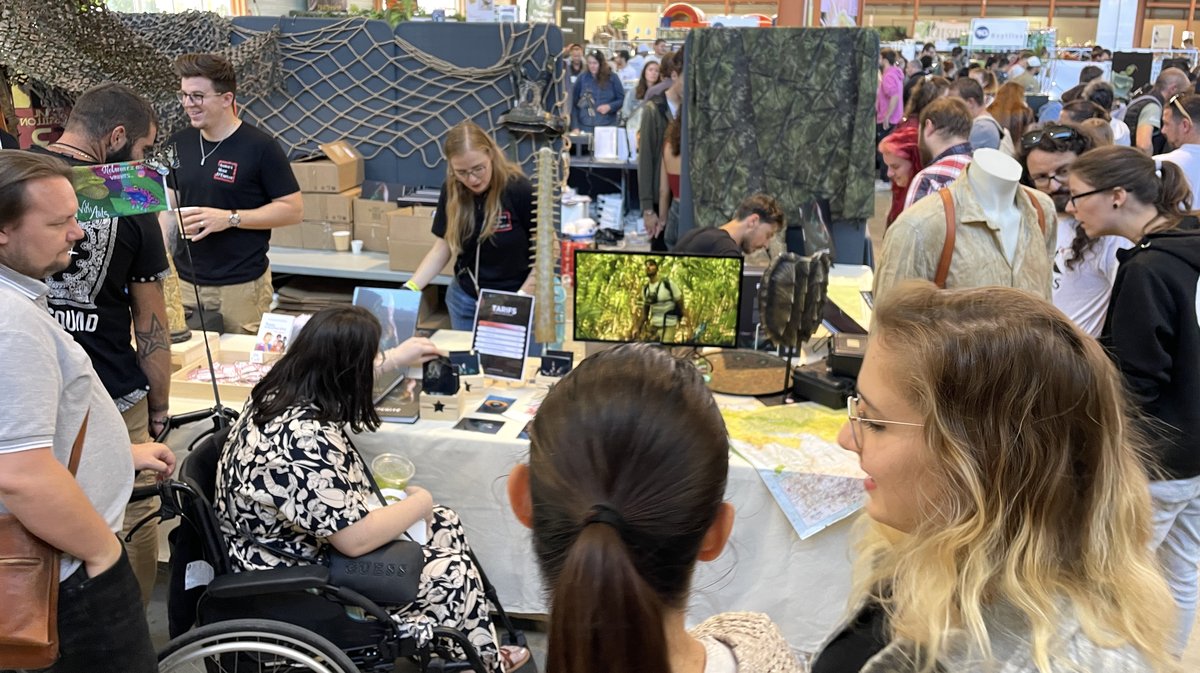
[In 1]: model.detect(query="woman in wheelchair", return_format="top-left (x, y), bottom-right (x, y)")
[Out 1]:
top-left (215, 306), bottom-right (530, 672)
top-left (507, 344), bottom-right (802, 672)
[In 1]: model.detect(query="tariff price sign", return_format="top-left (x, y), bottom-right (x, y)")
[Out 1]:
top-left (472, 290), bottom-right (534, 381)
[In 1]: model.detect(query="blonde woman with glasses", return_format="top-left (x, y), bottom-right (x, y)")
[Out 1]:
top-left (808, 280), bottom-right (1175, 673)
top-left (407, 121), bottom-right (535, 330)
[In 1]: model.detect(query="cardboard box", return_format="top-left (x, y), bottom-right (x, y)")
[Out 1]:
top-left (418, 285), bottom-right (452, 331)
top-left (386, 207), bottom-right (446, 273)
top-left (291, 141), bottom-right (364, 193)
top-left (356, 222), bottom-right (390, 253)
top-left (301, 221), bottom-right (352, 251)
top-left (271, 223), bottom-right (304, 248)
top-left (171, 352), bottom-right (273, 405)
top-left (168, 330), bottom-right (220, 372)
top-left (353, 198), bottom-right (401, 226)
top-left (302, 187), bottom-right (360, 223)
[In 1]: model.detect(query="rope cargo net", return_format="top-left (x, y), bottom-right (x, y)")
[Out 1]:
top-left (0, 2), bottom-right (568, 182)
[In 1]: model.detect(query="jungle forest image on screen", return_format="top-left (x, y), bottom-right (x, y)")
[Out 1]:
top-left (573, 251), bottom-right (743, 347)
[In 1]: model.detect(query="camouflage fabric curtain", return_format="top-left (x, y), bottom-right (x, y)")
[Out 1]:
top-left (683, 27), bottom-right (878, 228)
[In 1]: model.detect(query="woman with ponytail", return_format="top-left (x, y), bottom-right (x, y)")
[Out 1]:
top-left (507, 344), bottom-right (801, 673)
top-left (1068, 144), bottom-right (1200, 656)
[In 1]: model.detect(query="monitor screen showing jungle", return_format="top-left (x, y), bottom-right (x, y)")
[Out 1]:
top-left (573, 250), bottom-right (743, 348)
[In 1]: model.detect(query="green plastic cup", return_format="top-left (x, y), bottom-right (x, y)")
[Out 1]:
top-left (372, 453), bottom-right (415, 491)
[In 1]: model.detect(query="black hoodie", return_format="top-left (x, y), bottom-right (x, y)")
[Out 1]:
top-left (1101, 230), bottom-right (1200, 479)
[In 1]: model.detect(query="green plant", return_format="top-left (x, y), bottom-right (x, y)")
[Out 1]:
top-left (611, 13), bottom-right (630, 31)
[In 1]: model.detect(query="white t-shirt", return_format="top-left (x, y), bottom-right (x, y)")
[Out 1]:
top-left (1155, 144), bottom-right (1200, 201)
top-left (1052, 217), bottom-right (1130, 337)
top-left (1111, 118), bottom-right (1132, 146)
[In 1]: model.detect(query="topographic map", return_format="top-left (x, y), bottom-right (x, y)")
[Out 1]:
top-left (724, 404), bottom-right (866, 539)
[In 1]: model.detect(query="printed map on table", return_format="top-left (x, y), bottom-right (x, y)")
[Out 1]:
top-left (723, 404), bottom-right (866, 540)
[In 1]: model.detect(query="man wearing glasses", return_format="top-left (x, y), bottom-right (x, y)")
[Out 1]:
top-left (1155, 94), bottom-right (1200, 199)
top-left (1021, 123), bottom-right (1129, 337)
top-left (162, 52), bottom-right (302, 334)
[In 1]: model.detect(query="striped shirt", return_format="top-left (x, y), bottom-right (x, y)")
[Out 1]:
top-left (903, 143), bottom-right (973, 210)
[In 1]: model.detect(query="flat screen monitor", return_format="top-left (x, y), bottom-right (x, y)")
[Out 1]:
top-left (573, 250), bottom-right (743, 347)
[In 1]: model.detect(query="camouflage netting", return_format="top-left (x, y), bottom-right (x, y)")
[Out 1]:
top-left (0, 1), bottom-right (280, 138)
top-left (684, 27), bottom-right (878, 225)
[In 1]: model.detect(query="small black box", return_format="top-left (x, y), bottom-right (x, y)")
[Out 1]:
top-left (828, 333), bottom-right (866, 379)
top-left (791, 363), bottom-right (855, 409)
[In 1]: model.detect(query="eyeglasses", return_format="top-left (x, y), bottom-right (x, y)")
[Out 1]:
top-left (1030, 166), bottom-right (1071, 187)
top-left (1020, 124), bottom-right (1079, 151)
top-left (846, 395), bottom-right (924, 450)
top-left (1170, 94), bottom-right (1194, 124)
top-left (176, 91), bottom-right (223, 105)
top-left (1067, 186), bottom-right (1116, 209)
top-left (452, 162), bottom-right (490, 181)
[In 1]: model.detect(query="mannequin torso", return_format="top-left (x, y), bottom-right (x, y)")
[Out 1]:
top-left (968, 149), bottom-right (1023, 263)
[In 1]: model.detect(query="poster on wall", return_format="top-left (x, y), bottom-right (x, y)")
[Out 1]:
top-left (820, 0), bottom-right (857, 27)
top-left (914, 20), bottom-right (969, 44)
top-left (1151, 25), bottom-right (1176, 50)
top-left (968, 18), bottom-right (1030, 51)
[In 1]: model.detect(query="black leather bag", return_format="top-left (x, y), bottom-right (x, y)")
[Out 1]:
top-left (325, 540), bottom-right (425, 606)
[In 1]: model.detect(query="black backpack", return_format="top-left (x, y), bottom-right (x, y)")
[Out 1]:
top-left (645, 278), bottom-right (683, 319)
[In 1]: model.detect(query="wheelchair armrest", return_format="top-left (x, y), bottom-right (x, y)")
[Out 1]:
top-left (206, 564), bottom-right (331, 599)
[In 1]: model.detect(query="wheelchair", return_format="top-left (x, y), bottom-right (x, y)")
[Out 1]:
top-left (144, 413), bottom-right (533, 673)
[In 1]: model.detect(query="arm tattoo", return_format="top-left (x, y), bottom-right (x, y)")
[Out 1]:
top-left (135, 313), bottom-right (170, 360)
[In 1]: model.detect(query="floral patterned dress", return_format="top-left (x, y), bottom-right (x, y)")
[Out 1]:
top-left (215, 403), bottom-right (503, 671)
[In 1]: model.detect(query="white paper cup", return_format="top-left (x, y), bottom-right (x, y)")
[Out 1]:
top-left (350, 239), bottom-right (364, 254)
top-left (332, 230), bottom-right (351, 252)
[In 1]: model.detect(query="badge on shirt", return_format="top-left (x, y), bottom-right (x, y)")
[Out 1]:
top-left (495, 211), bottom-right (513, 233)
top-left (214, 160), bottom-right (238, 184)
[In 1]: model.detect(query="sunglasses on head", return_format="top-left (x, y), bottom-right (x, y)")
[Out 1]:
top-left (1170, 94), bottom-right (1194, 124)
top-left (1020, 125), bottom-right (1079, 151)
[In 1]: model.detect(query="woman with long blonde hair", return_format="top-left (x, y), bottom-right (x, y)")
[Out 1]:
top-left (408, 121), bottom-right (534, 330)
top-left (809, 281), bottom-right (1175, 673)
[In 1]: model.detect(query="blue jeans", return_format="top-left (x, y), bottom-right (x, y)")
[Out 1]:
top-left (445, 281), bottom-right (541, 356)
top-left (445, 280), bottom-right (478, 332)
top-left (1149, 474), bottom-right (1200, 655)
top-left (19, 544), bottom-right (157, 673)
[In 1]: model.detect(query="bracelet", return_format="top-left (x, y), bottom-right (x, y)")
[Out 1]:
top-left (403, 280), bottom-right (420, 292)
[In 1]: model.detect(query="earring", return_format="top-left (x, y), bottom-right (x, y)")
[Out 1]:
top-left (1112, 203), bottom-right (1119, 209)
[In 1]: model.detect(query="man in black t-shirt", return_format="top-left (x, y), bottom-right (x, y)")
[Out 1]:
top-left (673, 193), bottom-right (785, 256)
top-left (34, 83), bottom-right (171, 606)
top-left (164, 53), bottom-right (302, 334)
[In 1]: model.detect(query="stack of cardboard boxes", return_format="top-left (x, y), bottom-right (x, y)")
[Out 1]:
top-left (274, 141), bottom-right (364, 250)
top-left (386, 205), bottom-right (450, 274)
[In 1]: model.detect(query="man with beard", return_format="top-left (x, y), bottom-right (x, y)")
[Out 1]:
top-left (31, 83), bottom-right (171, 606)
top-left (673, 193), bottom-right (785, 256)
top-left (903, 96), bottom-right (974, 209)
top-left (1021, 122), bottom-right (1129, 337)
top-left (1155, 93), bottom-right (1200, 198)
top-left (631, 258), bottom-right (684, 343)
top-left (565, 43), bottom-right (584, 85)
top-left (0, 150), bottom-right (175, 673)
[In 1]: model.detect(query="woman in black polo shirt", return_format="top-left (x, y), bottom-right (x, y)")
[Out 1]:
top-left (407, 122), bottom-right (535, 331)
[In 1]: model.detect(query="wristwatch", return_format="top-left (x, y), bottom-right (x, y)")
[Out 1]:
top-left (228, 210), bottom-right (241, 228)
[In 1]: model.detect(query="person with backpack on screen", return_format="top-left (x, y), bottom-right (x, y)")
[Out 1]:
top-left (631, 258), bottom-right (684, 342)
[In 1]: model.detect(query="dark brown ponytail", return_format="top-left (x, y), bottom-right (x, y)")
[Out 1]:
top-left (528, 344), bottom-right (730, 673)
top-left (1156, 160), bottom-right (1193, 220)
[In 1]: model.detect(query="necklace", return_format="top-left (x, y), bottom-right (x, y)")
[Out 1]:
top-left (198, 132), bottom-right (227, 167)
top-left (49, 141), bottom-right (98, 162)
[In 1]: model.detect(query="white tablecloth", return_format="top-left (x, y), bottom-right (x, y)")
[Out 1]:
top-left (169, 334), bottom-right (858, 652)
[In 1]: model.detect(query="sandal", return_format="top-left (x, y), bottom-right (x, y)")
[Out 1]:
top-left (500, 644), bottom-right (531, 672)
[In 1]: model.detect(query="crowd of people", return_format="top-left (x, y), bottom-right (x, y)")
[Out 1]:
top-left (9, 33), bottom-right (1200, 673)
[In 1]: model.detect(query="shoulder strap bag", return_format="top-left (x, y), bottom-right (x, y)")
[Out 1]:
top-left (935, 187), bottom-right (1046, 288)
top-left (0, 412), bottom-right (89, 669)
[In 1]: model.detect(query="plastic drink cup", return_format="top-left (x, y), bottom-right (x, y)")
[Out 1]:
top-left (350, 239), bottom-right (364, 254)
top-left (332, 230), bottom-right (351, 252)
top-left (372, 453), bottom-right (415, 491)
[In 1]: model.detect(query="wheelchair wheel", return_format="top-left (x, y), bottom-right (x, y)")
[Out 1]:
top-left (158, 618), bottom-right (361, 673)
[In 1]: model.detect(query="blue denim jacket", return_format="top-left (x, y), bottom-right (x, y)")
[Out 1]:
top-left (571, 72), bottom-right (625, 132)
